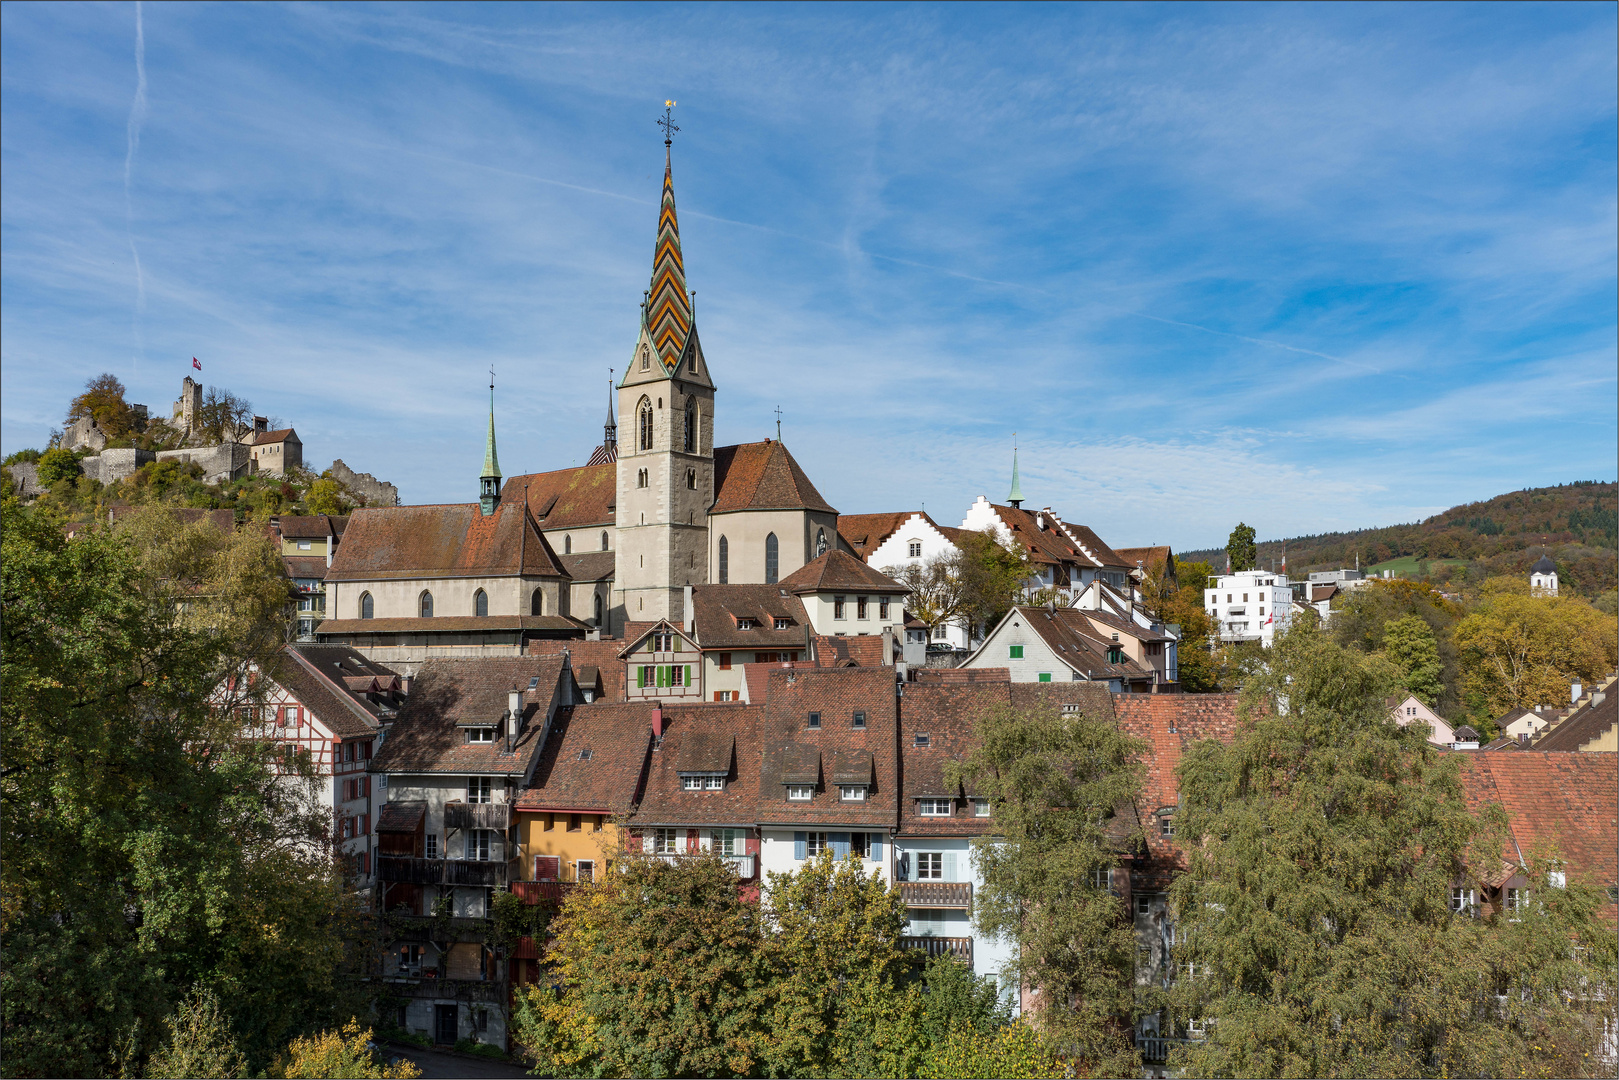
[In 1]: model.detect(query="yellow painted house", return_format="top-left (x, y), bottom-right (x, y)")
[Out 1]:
top-left (513, 701), bottom-right (653, 884)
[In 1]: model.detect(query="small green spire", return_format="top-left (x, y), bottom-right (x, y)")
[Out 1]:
top-left (480, 380), bottom-right (502, 516)
top-left (1008, 439), bottom-right (1024, 508)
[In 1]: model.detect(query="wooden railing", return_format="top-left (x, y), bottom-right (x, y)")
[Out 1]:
top-left (377, 857), bottom-right (445, 885)
top-left (445, 859), bottom-right (507, 887)
top-left (511, 880), bottom-right (575, 904)
top-left (443, 801), bottom-right (512, 831)
top-left (1136, 1036), bottom-right (1195, 1063)
top-left (900, 936), bottom-right (972, 964)
top-left (900, 881), bottom-right (972, 909)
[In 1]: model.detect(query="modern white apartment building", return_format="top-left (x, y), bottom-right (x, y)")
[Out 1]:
top-left (1206, 570), bottom-right (1294, 646)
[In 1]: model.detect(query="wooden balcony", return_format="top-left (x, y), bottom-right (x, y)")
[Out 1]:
top-left (386, 976), bottom-right (506, 1003)
top-left (900, 881), bottom-right (972, 909)
top-left (443, 801), bottom-right (512, 831)
top-left (385, 915), bottom-right (494, 943)
top-left (444, 859), bottom-right (507, 887)
top-left (377, 856), bottom-right (445, 885)
top-left (1136, 1036), bottom-right (1196, 1063)
top-left (900, 936), bottom-right (972, 965)
top-left (510, 880), bottom-right (575, 905)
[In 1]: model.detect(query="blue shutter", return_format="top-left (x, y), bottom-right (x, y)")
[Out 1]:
top-left (794, 832), bottom-right (806, 861)
top-left (830, 833), bottom-right (850, 858)
top-left (943, 851), bottom-right (958, 881)
top-left (869, 833), bottom-right (883, 861)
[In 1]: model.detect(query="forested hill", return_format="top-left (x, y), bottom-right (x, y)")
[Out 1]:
top-left (1181, 480), bottom-right (1618, 593)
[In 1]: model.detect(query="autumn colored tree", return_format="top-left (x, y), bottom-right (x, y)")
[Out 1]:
top-left (1157, 561), bottom-right (1221, 692)
top-left (1454, 580), bottom-right (1617, 720)
top-left (271, 1020), bottom-right (422, 1079)
top-left (950, 698), bottom-right (1146, 1076)
top-left (306, 476), bottom-right (350, 516)
top-left (956, 527), bottom-right (1037, 639)
top-left (1331, 578), bottom-right (1465, 715)
top-left (1167, 620), bottom-right (1616, 1078)
top-left (33, 447), bottom-right (81, 486)
top-left (65, 372), bottom-right (140, 439)
top-left (145, 989), bottom-right (251, 1080)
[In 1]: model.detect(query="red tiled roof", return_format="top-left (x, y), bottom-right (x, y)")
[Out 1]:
top-left (995, 606), bottom-right (1151, 682)
top-left (778, 550), bottom-right (909, 595)
top-left (516, 703), bottom-right (654, 814)
top-left (370, 655), bottom-right (571, 776)
top-left (913, 667), bottom-right (1011, 684)
top-left (283, 556), bottom-right (329, 580)
top-left (1113, 694), bottom-right (1244, 890)
top-left (837, 512), bottom-right (946, 562)
top-left (1113, 546), bottom-right (1173, 571)
top-left (634, 703), bottom-right (767, 826)
top-left (558, 551), bottom-right (615, 583)
top-left (277, 514), bottom-right (339, 539)
top-left (897, 683), bottom-right (1009, 836)
top-left (757, 667), bottom-right (899, 827)
top-left (270, 643), bottom-right (400, 739)
top-left (499, 463), bottom-right (615, 531)
top-left (690, 585), bottom-right (813, 651)
top-left (253, 428), bottom-right (299, 445)
top-left (1457, 751), bottom-right (1618, 921)
top-left (1532, 692), bottom-right (1616, 752)
top-left (326, 501), bottom-right (566, 582)
top-left (810, 634), bottom-right (891, 668)
top-left (548, 639), bottom-right (630, 704)
top-left (711, 441), bottom-right (836, 515)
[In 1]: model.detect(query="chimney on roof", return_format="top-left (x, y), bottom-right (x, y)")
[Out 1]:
top-left (507, 688), bottom-right (522, 751)
top-left (1571, 680), bottom-right (1582, 704)
top-left (683, 584), bottom-right (694, 634)
top-left (652, 703), bottom-right (664, 741)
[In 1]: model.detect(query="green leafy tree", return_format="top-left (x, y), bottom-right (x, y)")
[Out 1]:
top-left (757, 850), bottom-right (921, 1077)
top-left (145, 988), bottom-right (250, 1080)
top-left (306, 477), bottom-right (349, 516)
top-left (1225, 523), bottom-right (1257, 573)
top-left (515, 851), bottom-right (768, 1077)
top-left (1159, 561), bottom-right (1220, 692)
top-left (1166, 621), bottom-right (1616, 1078)
top-left (34, 447), bottom-right (82, 486)
top-left (1, 504), bottom-right (360, 1076)
top-left (1330, 578), bottom-right (1465, 716)
top-left (1454, 582), bottom-right (1617, 721)
top-left (1381, 613), bottom-right (1445, 707)
top-left (919, 1021), bottom-right (1069, 1079)
top-left (272, 1019), bottom-right (422, 1079)
top-left (956, 527), bottom-right (1036, 639)
top-left (950, 698), bottom-right (1146, 1076)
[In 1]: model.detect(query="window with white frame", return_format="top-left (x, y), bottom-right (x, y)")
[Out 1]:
top-left (1505, 887), bottom-right (1526, 914)
top-left (704, 776), bottom-right (724, 790)
top-left (908, 541), bottom-right (922, 558)
top-left (576, 860), bottom-right (595, 883)
top-left (652, 828), bottom-right (679, 855)
top-left (715, 828), bottom-right (742, 856)
top-left (468, 829), bottom-right (493, 861)
top-left (972, 798), bottom-right (990, 817)
top-left (1449, 886), bottom-right (1475, 913)
top-left (466, 727), bottom-right (495, 744)
top-left (915, 852), bottom-right (943, 879)
top-left (1089, 867), bottom-right (1111, 890)
top-left (468, 777), bottom-right (492, 803)
top-left (839, 786), bottom-right (867, 802)
top-left (918, 799), bottom-right (952, 817)
top-left (805, 832), bottom-right (828, 857)
top-left (787, 785), bottom-right (814, 801)
top-left (682, 776), bottom-right (703, 791)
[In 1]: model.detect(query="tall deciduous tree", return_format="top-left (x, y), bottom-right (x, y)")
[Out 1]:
top-left (1, 503), bottom-right (359, 1077)
top-left (956, 528), bottom-right (1036, 640)
top-left (883, 554), bottom-right (970, 643)
top-left (1381, 613), bottom-right (1445, 707)
top-left (1454, 581), bottom-right (1617, 720)
top-left (1330, 578), bottom-right (1464, 716)
top-left (66, 372), bottom-right (140, 439)
top-left (951, 699), bottom-right (1146, 1076)
top-left (1166, 621), bottom-right (1616, 1078)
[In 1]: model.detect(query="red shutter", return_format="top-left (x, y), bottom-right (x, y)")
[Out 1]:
top-left (363, 776), bottom-right (371, 798)
top-left (535, 857), bottom-right (560, 881)
top-left (361, 814), bottom-right (369, 835)
top-left (686, 828), bottom-right (699, 853)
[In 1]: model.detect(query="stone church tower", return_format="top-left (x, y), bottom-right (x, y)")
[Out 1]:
top-left (615, 147), bottom-right (716, 625)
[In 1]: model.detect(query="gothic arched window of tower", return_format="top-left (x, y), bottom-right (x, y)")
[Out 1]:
top-left (641, 346), bottom-right (650, 372)
top-left (638, 398), bottom-right (653, 451)
top-left (683, 399), bottom-right (696, 453)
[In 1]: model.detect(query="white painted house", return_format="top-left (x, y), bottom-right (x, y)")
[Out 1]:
top-left (1206, 570), bottom-right (1295, 646)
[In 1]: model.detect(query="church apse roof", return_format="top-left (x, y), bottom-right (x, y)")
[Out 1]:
top-left (711, 441), bottom-right (837, 515)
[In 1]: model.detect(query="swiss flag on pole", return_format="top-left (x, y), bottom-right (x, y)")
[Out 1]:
top-left (192, 357), bottom-right (202, 370)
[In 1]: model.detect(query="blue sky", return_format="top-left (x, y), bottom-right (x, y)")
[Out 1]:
top-left (3, 2), bottom-right (1614, 551)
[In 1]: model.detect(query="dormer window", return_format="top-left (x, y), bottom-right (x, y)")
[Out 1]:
top-left (807, 712), bottom-right (821, 729)
top-left (682, 775), bottom-right (725, 792)
top-left (918, 798), bottom-right (952, 817)
top-left (466, 727), bottom-right (495, 744)
top-left (738, 618), bottom-right (756, 631)
top-left (839, 785), bottom-right (867, 802)
top-left (652, 632), bottom-right (673, 652)
top-left (774, 617), bottom-right (790, 630)
top-left (786, 785), bottom-right (814, 801)
top-left (852, 711), bottom-right (866, 730)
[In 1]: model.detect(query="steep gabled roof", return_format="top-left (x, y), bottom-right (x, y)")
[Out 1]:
top-left (1533, 692), bottom-right (1616, 752)
top-left (498, 463), bottom-right (616, 531)
top-left (758, 667), bottom-right (899, 827)
top-left (516, 703), bottom-right (653, 814)
top-left (778, 550), bottom-right (909, 595)
top-left (690, 585), bottom-right (812, 651)
top-left (271, 643), bottom-right (399, 738)
top-left (711, 441), bottom-right (837, 515)
top-left (326, 501), bottom-right (566, 582)
top-left (634, 703), bottom-right (767, 826)
top-left (253, 428), bottom-right (299, 446)
top-left (837, 512), bottom-right (949, 562)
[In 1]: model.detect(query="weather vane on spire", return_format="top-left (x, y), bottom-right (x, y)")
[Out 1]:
top-left (658, 100), bottom-right (679, 147)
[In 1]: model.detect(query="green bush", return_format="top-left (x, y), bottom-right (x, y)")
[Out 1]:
top-left (35, 448), bottom-right (81, 485)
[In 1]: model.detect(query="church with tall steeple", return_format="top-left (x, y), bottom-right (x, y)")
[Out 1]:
top-left (318, 117), bottom-right (844, 665)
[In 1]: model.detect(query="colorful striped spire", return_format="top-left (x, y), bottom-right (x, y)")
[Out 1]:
top-left (646, 150), bottom-right (693, 373)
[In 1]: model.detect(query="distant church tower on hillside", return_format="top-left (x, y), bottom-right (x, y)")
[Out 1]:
top-left (615, 123), bottom-right (716, 626)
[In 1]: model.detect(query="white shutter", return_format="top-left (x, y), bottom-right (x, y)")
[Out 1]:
top-left (943, 852), bottom-right (958, 882)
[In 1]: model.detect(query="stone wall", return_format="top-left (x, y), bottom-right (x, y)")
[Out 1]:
top-left (7, 462), bottom-right (44, 499)
top-left (331, 459), bottom-right (398, 507)
top-left (62, 415), bottom-right (109, 453)
top-left (156, 443), bottom-right (252, 486)
top-left (81, 449), bottom-right (156, 485)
